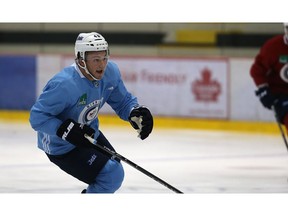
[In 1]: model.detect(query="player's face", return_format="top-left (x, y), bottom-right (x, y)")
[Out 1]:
top-left (85, 51), bottom-right (108, 80)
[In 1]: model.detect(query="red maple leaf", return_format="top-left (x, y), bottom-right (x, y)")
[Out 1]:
top-left (191, 68), bottom-right (221, 102)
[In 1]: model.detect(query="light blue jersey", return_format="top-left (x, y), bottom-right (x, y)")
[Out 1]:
top-left (29, 61), bottom-right (138, 155)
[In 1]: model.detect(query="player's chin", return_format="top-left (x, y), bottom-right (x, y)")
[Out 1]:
top-left (93, 71), bottom-right (104, 79)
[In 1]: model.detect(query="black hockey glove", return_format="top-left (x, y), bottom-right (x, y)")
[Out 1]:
top-left (56, 119), bottom-right (95, 147)
top-left (129, 106), bottom-right (153, 140)
top-left (255, 86), bottom-right (277, 110)
top-left (273, 98), bottom-right (288, 123)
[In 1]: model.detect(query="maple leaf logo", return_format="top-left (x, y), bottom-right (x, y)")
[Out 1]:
top-left (191, 68), bottom-right (221, 102)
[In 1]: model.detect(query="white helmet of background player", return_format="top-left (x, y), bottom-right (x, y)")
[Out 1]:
top-left (75, 32), bottom-right (109, 80)
top-left (284, 23), bottom-right (288, 43)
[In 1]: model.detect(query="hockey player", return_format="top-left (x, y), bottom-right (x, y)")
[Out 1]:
top-left (29, 32), bottom-right (153, 193)
top-left (250, 23), bottom-right (288, 133)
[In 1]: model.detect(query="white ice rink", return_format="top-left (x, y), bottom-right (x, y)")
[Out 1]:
top-left (1, 121), bottom-right (288, 194)
top-left (1, 121), bottom-right (288, 215)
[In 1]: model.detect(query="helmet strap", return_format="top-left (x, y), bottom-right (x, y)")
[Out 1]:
top-left (76, 59), bottom-right (100, 81)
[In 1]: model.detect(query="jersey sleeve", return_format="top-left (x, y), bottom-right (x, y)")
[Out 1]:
top-left (29, 79), bottom-right (71, 135)
top-left (106, 62), bottom-right (139, 120)
top-left (250, 38), bottom-right (276, 87)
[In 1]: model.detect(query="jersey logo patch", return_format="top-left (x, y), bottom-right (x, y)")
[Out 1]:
top-left (279, 55), bottom-right (288, 64)
top-left (280, 64), bottom-right (288, 83)
top-left (78, 98), bottom-right (103, 124)
top-left (78, 93), bottom-right (87, 106)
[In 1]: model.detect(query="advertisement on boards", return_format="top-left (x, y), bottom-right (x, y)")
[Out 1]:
top-left (61, 56), bottom-right (229, 119)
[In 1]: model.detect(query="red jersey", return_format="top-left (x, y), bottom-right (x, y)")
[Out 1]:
top-left (250, 35), bottom-right (288, 94)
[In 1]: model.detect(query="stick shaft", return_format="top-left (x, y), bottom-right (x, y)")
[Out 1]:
top-left (272, 106), bottom-right (288, 151)
top-left (84, 134), bottom-right (183, 193)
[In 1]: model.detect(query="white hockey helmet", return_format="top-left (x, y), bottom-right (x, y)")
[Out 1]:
top-left (284, 23), bottom-right (288, 41)
top-left (75, 32), bottom-right (109, 60)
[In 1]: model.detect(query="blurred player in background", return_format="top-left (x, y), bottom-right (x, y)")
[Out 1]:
top-left (29, 32), bottom-right (153, 193)
top-left (250, 23), bottom-right (288, 133)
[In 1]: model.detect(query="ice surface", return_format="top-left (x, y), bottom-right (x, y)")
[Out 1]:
top-left (1, 121), bottom-right (288, 194)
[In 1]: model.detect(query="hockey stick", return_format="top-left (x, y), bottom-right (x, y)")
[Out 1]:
top-left (272, 105), bottom-right (288, 151)
top-left (84, 134), bottom-right (184, 194)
